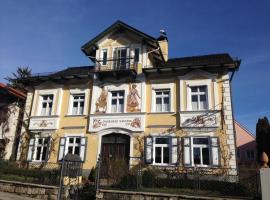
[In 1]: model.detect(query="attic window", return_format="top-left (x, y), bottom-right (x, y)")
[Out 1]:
top-left (134, 48), bottom-right (139, 62)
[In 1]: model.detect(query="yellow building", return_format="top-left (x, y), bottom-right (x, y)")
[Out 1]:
top-left (17, 21), bottom-right (241, 176)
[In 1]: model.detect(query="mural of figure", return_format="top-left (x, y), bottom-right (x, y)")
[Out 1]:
top-left (127, 84), bottom-right (141, 112)
top-left (95, 86), bottom-right (108, 113)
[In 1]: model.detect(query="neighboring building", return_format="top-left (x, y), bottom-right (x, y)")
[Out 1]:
top-left (0, 83), bottom-right (26, 160)
top-left (17, 21), bottom-right (241, 176)
top-left (235, 120), bottom-right (257, 165)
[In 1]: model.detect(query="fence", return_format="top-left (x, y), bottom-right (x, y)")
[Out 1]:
top-left (95, 156), bottom-right (261, 199)
top-left (0, 160), bottom-right (61, 186)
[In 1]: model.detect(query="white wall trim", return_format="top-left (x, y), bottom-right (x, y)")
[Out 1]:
top-left (67, 88), bottom-right (90, 115)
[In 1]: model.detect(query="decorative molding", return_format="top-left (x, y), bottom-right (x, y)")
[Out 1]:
top-left (179, 110), bottom-right (220, 128)
top-left (89, 113), bottom-right (145, 132)
top-left (29, 116), bottom-right (59, 130)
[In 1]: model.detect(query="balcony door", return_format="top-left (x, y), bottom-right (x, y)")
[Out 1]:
top-left (113, 48), bottom-right (128, 69)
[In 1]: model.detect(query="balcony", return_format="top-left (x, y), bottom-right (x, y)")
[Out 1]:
top-left (95, 57), bottom-right (139, 71)
top-left (179, 110), bottom-right (221, 128)
top-left (29, 116), bottom-right (60, 130)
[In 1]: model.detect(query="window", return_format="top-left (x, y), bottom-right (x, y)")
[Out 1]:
top-left (190, 86), bottom-right (208, 110)
top-left (111, 91), bottom-right (124, 113)
top-left (154, 137), bottom-right (170, 164)
top-left (58, 136), bottom-right (87, 161)
top-left (145, 136), bottom-right (178, 165)
top-left (67, 137), bottom-right (81, 156)
top-left (246, 150), bottom-right (255, 160)
top-left (71, 94), bottom-right (85, 115)
top-left (183, 137), bottom-right (220, 167)
top-left (27, 137), bottom-right (50, 162)
top-left (155, 90), bottom-right (170, 112)
top-left (40, 95), bottom-right (53, 116)
top-left (134, 48), bottom-right (139, 62)
top-left (192, 138), bottom-right (210, 166)
top-left (102, 49), bottom-right (108, 65)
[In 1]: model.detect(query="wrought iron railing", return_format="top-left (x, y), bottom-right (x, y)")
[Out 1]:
top-left (95, 57), bottom-right (138, 71)
top-left (94, 156), bottom-right (261, 198)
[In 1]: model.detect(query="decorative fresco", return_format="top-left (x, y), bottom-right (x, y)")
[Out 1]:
top-left (95, 86), bottom-right (108, 113)
top-left (127, 84), bottom-right (141, 112)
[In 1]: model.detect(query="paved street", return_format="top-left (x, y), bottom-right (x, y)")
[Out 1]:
top-left (0, 192), bottom-right (36, 200)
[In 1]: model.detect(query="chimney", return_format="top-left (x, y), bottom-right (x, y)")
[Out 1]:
top-left (157, 29), bottom-right (168, 62)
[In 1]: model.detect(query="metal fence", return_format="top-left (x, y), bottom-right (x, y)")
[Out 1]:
top-left (95, 156), bottom-right (261, 199)
top-left (0, 160), bottom-right (61, 186)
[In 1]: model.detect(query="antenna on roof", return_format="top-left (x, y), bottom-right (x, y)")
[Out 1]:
top-left (160, 29), bottom-right (166, 36)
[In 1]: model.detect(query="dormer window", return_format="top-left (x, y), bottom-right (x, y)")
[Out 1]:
top-left (113, 48), bottom-right (128, 69)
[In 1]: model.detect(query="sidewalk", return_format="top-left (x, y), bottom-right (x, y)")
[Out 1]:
top-left (0, 191), bottom-right (36, 200)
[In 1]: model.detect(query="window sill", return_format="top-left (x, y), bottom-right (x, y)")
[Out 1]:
top-left (148, 112), bottom-right (175, 115)
top-left (65, 115), bottom-right (88, 117)
top-left (30, 115), bottom-right (59, 118)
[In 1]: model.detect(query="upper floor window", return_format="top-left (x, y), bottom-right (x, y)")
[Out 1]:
top-left (111, 91), bottom-right (124, 113)
top-left (102, 49), bottom-right (108, 65)
top-left (134, 48), bottom-right (140, 62)
top-left (41, 95), bottom-right (53, 116)
top-left (113, 48), bottom-right (128, 69)
top-left (190, 86), bottom-right (208, 110)
top-left (155, 90), bottom-right (170, 112)
top-left (71, 94), bottom-right (85, 115)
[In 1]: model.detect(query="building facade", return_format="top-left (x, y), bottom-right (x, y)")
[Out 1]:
top-left (0, 83), bottom-right (26, 160)
top-left (18, 21), bottom-right (241, 176)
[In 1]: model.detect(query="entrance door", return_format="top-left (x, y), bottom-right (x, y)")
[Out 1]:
top-left (100, 133), bottom-right (130, 178)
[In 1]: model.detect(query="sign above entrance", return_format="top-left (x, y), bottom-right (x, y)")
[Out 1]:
top-left (89, 114), bottom-right (145, 132)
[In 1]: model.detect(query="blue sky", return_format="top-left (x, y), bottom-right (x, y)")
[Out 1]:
top-left (1, 0), bottom-right (270, 133)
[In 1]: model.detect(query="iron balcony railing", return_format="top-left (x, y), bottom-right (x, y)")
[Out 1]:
top-left (95, 57), bottom-right (138, 71)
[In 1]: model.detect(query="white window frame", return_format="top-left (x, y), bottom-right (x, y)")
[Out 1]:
top-left (191, 137), bottom-right (211, 167)
top-left (66, 137), bottom-right (82, 155)
top-left (153, 137), bottom-right (170, 165)
top-left (110, 90), bottom-right (125, 113)
top-left (33, 88), bottom-right (62, 116)
top-left (178, 70), bottom-right (218, 112)
top-left (67, 88), bottom-right (89, 116)
top-left (29, 137), bottom-right (50, 162)
top-left (186, 80), bottom-right (212, 111)
top-left (40, 94), bottom-right (54, 116)
top-left (151, 82), bottom-right (174, 113)
top-left (189, 85), bottom-right (208, 111)
top-left (58, 134), bottom-right (87, 162)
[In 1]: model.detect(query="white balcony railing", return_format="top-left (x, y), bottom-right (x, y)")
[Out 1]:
top-left (180, 110), bottom-right (221, 128)
top-left (29, 116), bottom-right (60, 130)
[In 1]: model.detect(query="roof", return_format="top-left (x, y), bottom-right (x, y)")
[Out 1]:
top-left (19, 66), bottom-right (94, 85)
top-left (81, 20), bottom-right (165, 62)
top-left (235, 120), bottom-right (255, 139)
top-left (166, 53), bottom-right (237, 67)
top-left (143, 53), bottom-right (241, 74)
top-left (0, 83), bottom-right (26, 100)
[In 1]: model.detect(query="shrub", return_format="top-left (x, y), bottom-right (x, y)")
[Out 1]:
top-left (88, 167), bottom-right (96, 182)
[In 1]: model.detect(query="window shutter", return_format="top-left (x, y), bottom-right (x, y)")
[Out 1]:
top-left (170, 137), bottom-right (179, 165)
top-left (80, 137), bottom-right (87, 162)
top-left (183, 137), bottom-right (191, 166)
top-left (45, 137), bottom-right (51, 161)
top-left (58, 137), bottom-right (66, 161)
top-left (210, 137), bottom-right (220, 166)
top-left (144, 136), bottom-right (153, 164)
top-left (27, 138), bottom-right (35, 161)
